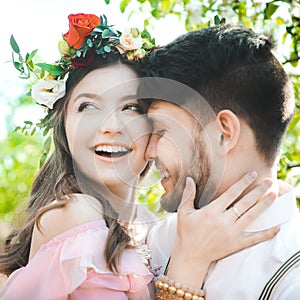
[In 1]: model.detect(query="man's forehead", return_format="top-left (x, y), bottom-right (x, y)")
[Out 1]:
top-left (148, 100), bottom-right (196, 127)
top-left (149, 100), bottom-right (183, 115)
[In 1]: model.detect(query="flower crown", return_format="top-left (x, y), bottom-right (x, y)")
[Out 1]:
top-left (11, 14), bottom-right (156, 111)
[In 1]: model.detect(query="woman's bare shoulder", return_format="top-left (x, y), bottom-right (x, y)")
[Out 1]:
top-left (29, 193), bottom-right (104, 260)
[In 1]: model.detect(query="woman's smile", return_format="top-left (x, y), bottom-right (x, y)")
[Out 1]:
top-left (93, 143), bottom-right (132, 162)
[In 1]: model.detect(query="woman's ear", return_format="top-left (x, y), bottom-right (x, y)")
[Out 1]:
top-left (216, 109), bottom-right (240, 154)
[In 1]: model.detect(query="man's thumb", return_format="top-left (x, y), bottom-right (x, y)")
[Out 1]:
top-left (178, 177), bottom-right (196, 213)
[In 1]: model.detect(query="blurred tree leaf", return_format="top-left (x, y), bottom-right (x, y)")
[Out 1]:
top-left (0, 132), bottom-right (43, 221)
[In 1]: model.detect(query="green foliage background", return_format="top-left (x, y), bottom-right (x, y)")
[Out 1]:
top-left (0, 0), bottom-right (299, 223)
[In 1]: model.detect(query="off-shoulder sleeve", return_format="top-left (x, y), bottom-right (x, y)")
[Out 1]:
top-left (0, 220), bottom-right (153, 300)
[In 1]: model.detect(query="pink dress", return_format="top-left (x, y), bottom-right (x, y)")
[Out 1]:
top-left (0, 220), bottom-right (153, 300)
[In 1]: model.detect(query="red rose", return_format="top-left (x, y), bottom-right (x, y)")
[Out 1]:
top-left (64, 14), bottom-right (100, 49)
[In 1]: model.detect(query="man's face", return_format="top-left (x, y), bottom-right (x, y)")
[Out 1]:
top-left (145, 101), bottom-right (214, 212)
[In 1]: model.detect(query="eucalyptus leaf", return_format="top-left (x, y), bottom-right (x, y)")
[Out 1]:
top-left (104, 45), bottom-right (111, 53)
top-left (96, 48), bottom-right (105, 55)
top-left (76, 50), bottom-right (82, 57)
top-left (87, 39), bottom-right (93, 47)
top-left (102, 29), bottom-right (111, 38)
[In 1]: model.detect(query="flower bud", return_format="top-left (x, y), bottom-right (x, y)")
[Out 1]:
top-left (58, 39), bottom-right (71, 55)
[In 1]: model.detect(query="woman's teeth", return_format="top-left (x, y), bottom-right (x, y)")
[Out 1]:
top-left (95, 145), bottom-right (130, 157)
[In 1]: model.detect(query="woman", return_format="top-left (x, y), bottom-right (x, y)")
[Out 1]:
top-left (0, 13), bottom-right (278, 299)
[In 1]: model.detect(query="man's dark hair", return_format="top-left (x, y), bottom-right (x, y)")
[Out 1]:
top-left (143, 24), bottom-right (295, 165)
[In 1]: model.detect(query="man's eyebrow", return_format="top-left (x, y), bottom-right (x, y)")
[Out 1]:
top-left (73, 93), bottom-right (138, 104)
top-left (148, 115), bottom-right (168, 127)
top-left (149, 102), bottom-right (161, 110)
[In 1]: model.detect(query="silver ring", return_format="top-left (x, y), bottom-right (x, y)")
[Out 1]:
top-left (232, 205), bottom-right (242, 218)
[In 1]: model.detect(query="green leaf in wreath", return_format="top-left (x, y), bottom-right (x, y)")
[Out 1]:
top-left (10, 35), bottom-right (20, 54)
top-left (102, 29), bottom-right (111, 38)
top-left (36, 63), bottom-right (64, 76)
top-left (86, 38), bottom-right (93, 48)
top-left (104, 45), bottom-right (111, 53)
top-left (13, 61), bottom-right (24, 73)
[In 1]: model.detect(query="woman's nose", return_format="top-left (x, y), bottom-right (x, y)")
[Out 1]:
top-left (100, 111), bottom-right (123, 135)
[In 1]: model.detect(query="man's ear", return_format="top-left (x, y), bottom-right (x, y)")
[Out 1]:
top-left (216, 109), bottom-right (240, 153)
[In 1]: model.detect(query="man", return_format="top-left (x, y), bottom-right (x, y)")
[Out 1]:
top-left (144, 24), bottom-right (300, 299)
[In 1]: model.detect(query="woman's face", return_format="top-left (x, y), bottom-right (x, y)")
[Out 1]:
top-left (65, 64), bottom-right (151, 195)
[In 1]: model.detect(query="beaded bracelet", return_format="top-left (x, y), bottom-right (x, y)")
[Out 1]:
top-left (155, 274), bottom-right (205, 300)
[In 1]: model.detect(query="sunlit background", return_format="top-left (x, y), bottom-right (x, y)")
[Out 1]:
top-left (0, 1), bottom-right (299, 234)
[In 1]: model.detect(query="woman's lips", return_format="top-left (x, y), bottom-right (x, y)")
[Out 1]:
top-left (93, 144), bottom-right (132, 162)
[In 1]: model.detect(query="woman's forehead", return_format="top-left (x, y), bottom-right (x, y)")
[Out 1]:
top-left (71, 65), bottom-right (140, 99)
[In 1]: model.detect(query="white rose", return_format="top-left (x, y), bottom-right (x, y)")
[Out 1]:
top-left (119, 31), bottom-right (143, 51)
top-left (31, 79), bottom-right (66, 109)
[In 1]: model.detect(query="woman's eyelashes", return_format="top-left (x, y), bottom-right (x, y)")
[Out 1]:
top-left (76, 101), bottom-right (144, 114)
top-left (77, 101), bottom-right (98, 112)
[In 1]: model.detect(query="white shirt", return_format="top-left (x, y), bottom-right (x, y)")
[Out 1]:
top-left (147, 182), bottom-right (300, 299)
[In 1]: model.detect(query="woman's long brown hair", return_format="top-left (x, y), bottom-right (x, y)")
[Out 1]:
top-left (0, 53), bottom-right (143, 275)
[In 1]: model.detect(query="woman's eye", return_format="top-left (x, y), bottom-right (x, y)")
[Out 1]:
top-left (122, 103), bottom-right (144, 114)
top-left (78, 102), bottom-right (97, 112)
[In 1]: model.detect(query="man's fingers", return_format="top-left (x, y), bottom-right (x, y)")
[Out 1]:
top-left (241, 226), bottom-right (280, 248)
top-left (178, 177), bottom-right (196, 214)
top-left (214, 171), bottom-right (258, 210)
top-left (232, 178), bottom-right (273, 218)
top-left (236, 192), bottom-right (277, 228)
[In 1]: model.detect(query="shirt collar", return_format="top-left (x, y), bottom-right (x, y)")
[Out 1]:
top-left (244, 181), bottom-right (298, 232)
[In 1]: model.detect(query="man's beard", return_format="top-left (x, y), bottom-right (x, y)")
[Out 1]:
top-left (159, 137), bottom-right (213, 212)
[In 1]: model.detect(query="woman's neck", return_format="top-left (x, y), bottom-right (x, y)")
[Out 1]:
top-left (101, 179), bottom-right (139, 223)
